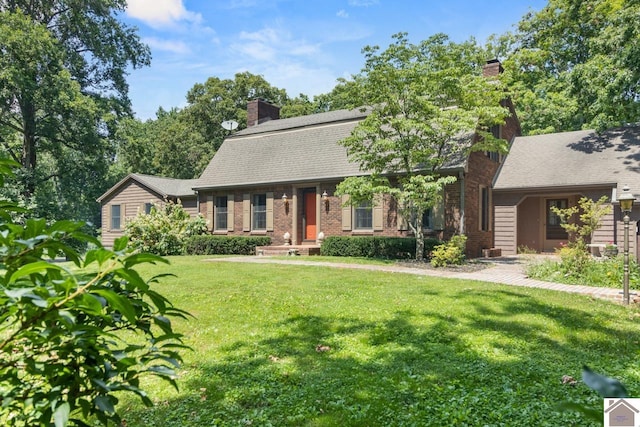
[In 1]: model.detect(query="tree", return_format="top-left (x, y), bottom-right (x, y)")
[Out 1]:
top-left (492, 0), bottom-right (640, 134)
top-left (0, 1), bottom-right (150, 221)
top-left (335, 33), bottom-right (510, 260)
top-left (111, 116), bottom-right (159, 178)
top-left (313, 77), bottom-right (366, 113)
top-left (280, 93), bottom-right (316, 118)
top-left (550, 195), bottom-right (612, 245)
top-left (0, 158), bottom-right (188, 426)
top-left (182, 72), bottom-right (288, 153)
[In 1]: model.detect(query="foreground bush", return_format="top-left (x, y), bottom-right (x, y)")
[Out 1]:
top-left (185, 235), bottom-right (271, 255)
top-left (125, 201), bottom-right (208, 255)
top-left (0, 159), bottom-right (189, 426)
top-left (320, 236), bottom-right (442, 259)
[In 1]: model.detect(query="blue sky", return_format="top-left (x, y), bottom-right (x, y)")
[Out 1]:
top-left (122, 0), bottom-right (547, 120)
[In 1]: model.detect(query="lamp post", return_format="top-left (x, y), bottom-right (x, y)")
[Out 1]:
top-left (618, 185), bottom-right (635, 305)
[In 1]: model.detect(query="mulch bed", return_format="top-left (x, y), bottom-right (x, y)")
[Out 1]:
top-left (395, 259), bottom-right (491, 273)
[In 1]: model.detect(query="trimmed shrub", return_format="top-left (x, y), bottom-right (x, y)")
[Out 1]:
top-left (431, 235), bottom-right (467, 267)
top-left (185, 235), bottom-right (271, 255)
top-left (321, 236), bottom-right (442, 259)
top-left (424, 237), bottom-right (445, 258)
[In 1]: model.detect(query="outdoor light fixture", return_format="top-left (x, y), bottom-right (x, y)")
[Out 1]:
top-left (322, 190), bottom-right (329, 210)
top-left (282, 193), bottom-right (289, 208)
top-left (618, 185), bottom-right (636, 305)
top-left (620, 185), bottom-right (635, 214)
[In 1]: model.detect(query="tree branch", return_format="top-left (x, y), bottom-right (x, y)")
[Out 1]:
top-left (0, 136), bottom-right (20, 164)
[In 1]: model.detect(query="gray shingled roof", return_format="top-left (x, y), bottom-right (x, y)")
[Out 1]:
top-left (493, 126), bottom-right (640, 197)
top-left (195, 108), bottom-right (472, 190)
top-left (195, 109), bottom-right (371, 189)
top-left (234, 107), bottom-right (371, 136)
top-left (97, 173), bottom-right (197, 202)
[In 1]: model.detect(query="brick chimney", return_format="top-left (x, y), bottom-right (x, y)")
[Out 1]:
top-left (247, 98), bottom-right (280, 127)
top-left (482, 59), bottom-right (503, 77)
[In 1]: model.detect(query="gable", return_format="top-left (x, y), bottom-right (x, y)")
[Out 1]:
top-left (97, 173), bottom-right (197, 203)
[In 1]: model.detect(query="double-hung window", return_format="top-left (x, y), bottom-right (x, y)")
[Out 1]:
top-left (214, 196), bottom-right (228, 231)
top-left (354, 201), bottom-right (373, 230)
top-left (111, 205), bottom-right (121, 230)
top-left (422, 208), bottom-right (433, 229)
top-left (252, 194), bottom-right (267, 230)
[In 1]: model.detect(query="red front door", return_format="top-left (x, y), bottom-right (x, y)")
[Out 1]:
top-left (304, 192), bottom-right (316, 240)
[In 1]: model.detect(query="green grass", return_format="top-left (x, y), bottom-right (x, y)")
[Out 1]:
top-left (116, 256), bottom-right (640, 426)
top-left (268, 255), bottom-right (397, 265)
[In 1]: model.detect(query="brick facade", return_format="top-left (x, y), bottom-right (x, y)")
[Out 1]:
top-left (199, 96), bottom-right (522, 258)
top-left (199, 182), bottom-right (412, 246)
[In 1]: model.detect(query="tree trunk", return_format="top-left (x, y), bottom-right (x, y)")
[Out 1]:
top-left (414, 211), bottom-right (425, 260)
top-left (21, 98), bottom-right (37, 198)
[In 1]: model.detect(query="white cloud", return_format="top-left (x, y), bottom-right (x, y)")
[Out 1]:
top-left (232, 27), bottom-right (320, 62)
top-left (143, 37), bottom-right (191, 54)
top-left (337, 9), bottom-right (349, 18)
top-left (126, 0), bottom-right (202, 27)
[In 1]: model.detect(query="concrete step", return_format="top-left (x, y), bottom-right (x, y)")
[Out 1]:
top-left (256, 245), bottom-right (321, 256)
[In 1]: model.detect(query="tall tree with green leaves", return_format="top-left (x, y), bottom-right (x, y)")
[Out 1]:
top-left (182, 72), bottom-right (288, 153)
top-left (492, 0), bottom-right (640, 134)
top-left (0, 1), bottom-right (150, 221)
top-left (336, 33), bottom-right (510, 260)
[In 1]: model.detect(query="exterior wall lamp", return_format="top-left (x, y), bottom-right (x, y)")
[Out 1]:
top-left (322, 190), bottom-right (329, 210)
top-left (282, 193), bottom-right (289, 208)
top-left (618, 185), bottom-right (635, 305)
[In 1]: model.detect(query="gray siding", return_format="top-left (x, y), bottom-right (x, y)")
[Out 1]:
top-left (100, 181), bottom-right (197, 248)
top-left (494, 204), bottom-right (517, 255)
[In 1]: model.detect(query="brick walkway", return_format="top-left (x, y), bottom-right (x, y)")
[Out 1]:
top-left (207, 255), bottom-right (639, 304)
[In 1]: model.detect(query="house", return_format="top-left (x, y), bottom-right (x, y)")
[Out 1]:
top-left (492, 126), bottom-right (640, 259)
top-left (192, 61), bottom-right (521, 257)
top-left (97, 173), bottom-right (199, 247)
top-left (97, 61), bottom-right (521, 257)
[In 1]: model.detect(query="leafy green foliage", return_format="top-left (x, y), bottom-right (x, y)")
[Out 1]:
top-left (430, 235), bottom-right (467, 267)
top-left (185, 236), bottom-right (271, 255)
top-left (550, 196), bottom-right (611, 245)
top-left (493, 0), bottom-right (640, 133)
top-left (335, 33), bottom-right (510, 259)
top-left (0, 1), bottom-right (150, 224)
top-left (125, 201), bottom-right (208, 256)
top-left (0, 158), bottom-right (189, 426)
top-left (526, 253), bottom-right (640, 289)
top-left (320, 236), bottom-right (442, 259)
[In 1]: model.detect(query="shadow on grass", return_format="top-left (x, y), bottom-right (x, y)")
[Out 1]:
top-left (120, 285), bottom-right (640, 427)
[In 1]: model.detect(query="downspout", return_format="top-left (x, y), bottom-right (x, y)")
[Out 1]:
top-left (459, 171), bottom-right (465, 235)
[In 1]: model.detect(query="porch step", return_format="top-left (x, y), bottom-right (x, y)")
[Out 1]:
top-left (256, 245), bottom-right (321, 256)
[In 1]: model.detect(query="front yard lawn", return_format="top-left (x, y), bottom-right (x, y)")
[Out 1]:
top-left (118, 256), bottom-right (640, 426)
